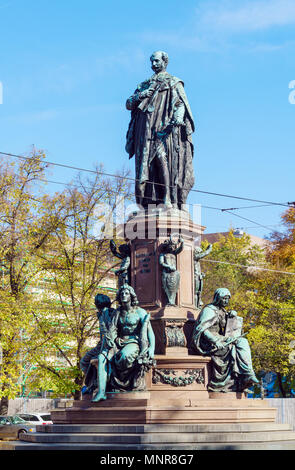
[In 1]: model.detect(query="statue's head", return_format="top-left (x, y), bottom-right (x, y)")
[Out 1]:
top-left (150, 51), bottom-right (169, 74)
top-left (162, 234), bottom-right (179, 253)
top-left (116, 284), bottom-right (139, 306)
top-left (213, 288), bottom-right (231, 308)
top-left (119, 243), bottom-right (130, 257)
top-left (94, 293), bottom-right (112, 311)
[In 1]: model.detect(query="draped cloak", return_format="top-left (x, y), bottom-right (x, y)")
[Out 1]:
top-left (126, 72), bottom-right (195, 208)
top-left (192, 304), bottom-right (257, 392)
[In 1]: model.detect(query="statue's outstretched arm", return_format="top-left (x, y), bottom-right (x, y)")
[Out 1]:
top-left (174, 238), bottom-right (184, 255)
top-left (110, 240), bottom-right (123, 260)
top-left (195, 244), bottom-right (213, 260)
top-left (116, 256), bottom-right (130, 273)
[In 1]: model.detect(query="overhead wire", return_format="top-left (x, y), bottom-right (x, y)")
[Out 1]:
top-left (221, 210), bottom-right (277, 232)
top-left (0, 150), bottom-right (291, 208)
top-left (33, 176), bottom-right (285, 234)
top-left (0, 150), bottom-right (292, 236)
top-left (202, 259), bottom-right (295, 276)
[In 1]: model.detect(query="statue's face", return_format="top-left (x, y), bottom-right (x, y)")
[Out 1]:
top-left (120, 288), bottom-right (131, 304)
top-left (150, 52), bottom-right (166, 74)
top-left (219, 295), bottom-right (230, 308)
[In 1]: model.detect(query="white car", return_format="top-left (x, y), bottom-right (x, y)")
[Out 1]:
top-left (15, 412), bottom-right (53, 425)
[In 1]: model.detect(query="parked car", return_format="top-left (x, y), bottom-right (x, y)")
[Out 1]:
top-left (15, 412), bottom-right (53, 425)
top-left (0, 415), bottom-right (36, 440)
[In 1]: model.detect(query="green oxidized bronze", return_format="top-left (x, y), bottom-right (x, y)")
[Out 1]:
top-left (126, 51), bottom-right (194, 209)
top-left (110, 239), bottom-right (131, 288)
top-left (191, 288), bottom-right (259, 393)
top-left (159, 235), bottom-right (184, 306)
top-left (90, 285), bottom-right (155, 402)
top-left (193, 243), bottom-right (212, 308)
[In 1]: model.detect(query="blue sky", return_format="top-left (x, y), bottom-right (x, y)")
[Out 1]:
top-left (0, 0), bottom-right (294, 238)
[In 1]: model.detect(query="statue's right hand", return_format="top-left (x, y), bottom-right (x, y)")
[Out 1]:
top-left (139, 88), bottom-right (154, 99)
top-left (168, 266), bottom-right (176, 272)
top-left (214, 339), bottom-right (225, 350)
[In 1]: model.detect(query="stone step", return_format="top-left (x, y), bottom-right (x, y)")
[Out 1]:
top-left (1, 440), bottom-right (295, 450)
top-left (36, 422), bottom-right (292, 434)
top-left (21, 430), bottom-right (295, 444)
top-left (51, 405), bottom-right (277, 424)
top-left (76, 398), bottom-right (272, 409)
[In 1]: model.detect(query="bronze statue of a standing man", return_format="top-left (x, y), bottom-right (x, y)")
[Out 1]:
top-left (125, 51), bottom-right (195, 210)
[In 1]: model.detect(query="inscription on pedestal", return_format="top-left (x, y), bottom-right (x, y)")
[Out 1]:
top-left (133, 242), bottom-right (156, 304)
top-left (136, 252), bottom-right (154, 274)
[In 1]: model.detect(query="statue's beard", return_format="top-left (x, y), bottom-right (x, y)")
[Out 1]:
top-left (152, 66), bottom-right (166, 74)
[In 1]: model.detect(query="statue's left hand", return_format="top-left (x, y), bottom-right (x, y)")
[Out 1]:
top-left (228, 310), bottom-right (238, 318)
top-left (171, 117), bottom-right (184, 126)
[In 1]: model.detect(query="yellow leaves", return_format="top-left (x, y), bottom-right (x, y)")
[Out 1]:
top-left (0, 154), bottom-right (129, 398)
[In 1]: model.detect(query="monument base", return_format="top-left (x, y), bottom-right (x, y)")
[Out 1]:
top-left (51, 352), bottom-right (277, 425)
top-left (50, 393), bottom-right (277, 425)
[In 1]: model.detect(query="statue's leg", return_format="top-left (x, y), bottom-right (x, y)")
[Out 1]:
top-left (234, 337), bottom-right (259, 389)
top-left (156, 154), bottom-right (172, 208)
top-left (198, 277), bottom-right (204, 306)
top-left (115, 343), bottom-right (140, 371)
top-left (194, 278), bottom-right (202, 308)
top-left (91, 353), bottom-right (108, 402)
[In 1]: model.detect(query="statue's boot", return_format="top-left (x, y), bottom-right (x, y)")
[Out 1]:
top-left (91, 391), bottom-right (107, 402)
top-left (242, 373), bottom-right (259, 389)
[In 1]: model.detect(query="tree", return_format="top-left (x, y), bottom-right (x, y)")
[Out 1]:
top-left (201, 230), bottom-right (265, 305)
top-left (0, 151), bottom-right (131, 409)
top-left (202, 229), bottom-right (295, 397)
top-left (0, 151), bottom-right (66, 413)
top-left (267, 207), bottom-right (295, 270)
top-left (26, 167), bottom-right (131, 400)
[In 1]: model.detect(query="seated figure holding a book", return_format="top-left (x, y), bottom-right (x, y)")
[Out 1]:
top-left (192, 288), bottom-right (259, 393)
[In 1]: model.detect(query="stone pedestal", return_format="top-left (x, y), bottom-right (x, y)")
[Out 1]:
top-left (125, 209), bottom-right (202, 314)
top-left (124, 209), bottom-right (203, 356)
top-left (49, 209), bottom-right (279, 427)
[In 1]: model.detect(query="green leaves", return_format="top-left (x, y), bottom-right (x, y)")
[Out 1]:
top-left (0, 153), bottom-right (130, 401)
top-left (202, 228), bottom-right (295, 395)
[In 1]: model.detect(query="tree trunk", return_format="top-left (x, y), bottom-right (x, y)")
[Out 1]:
top-left (73, 371), bottom-right (83, 400)
top-left (277, 372), bottom-right (286, 397)
top-left (0, 396), bottom-right (9, 415)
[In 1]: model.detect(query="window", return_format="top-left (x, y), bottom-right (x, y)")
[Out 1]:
top-left (40, 414), bottom-right (51, 421)
top-left (18, 414), bottom-right (39, 422)
top-left (10, 416), bottom-right (26, 424)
